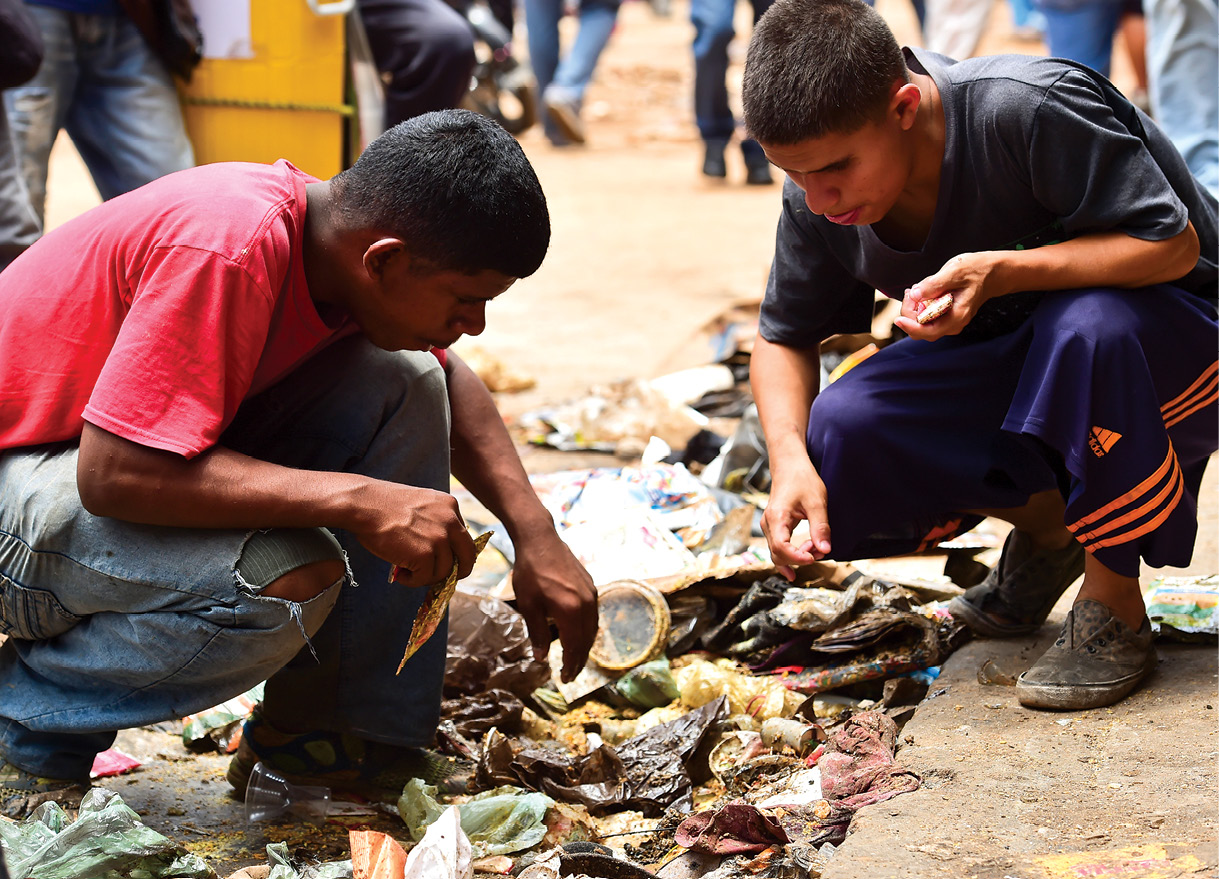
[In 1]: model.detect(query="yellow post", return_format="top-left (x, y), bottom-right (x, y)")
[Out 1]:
top-left (180, 1), bottom-right (349, 179)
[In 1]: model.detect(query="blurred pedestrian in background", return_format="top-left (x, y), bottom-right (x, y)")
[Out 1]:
top-left (923, 0), bottom-right (993, 60)
top-left (1144, 0), bottom-right (1217, 196)
top-left (0, 0), bottom-right (41, 271)
top-left (357, 0), bottom-right (477, 128)
top-left (692, 0), bottom-right (773, 183)
top-left (1036, 0), bottom-right (1141, 79)
top-left (1009, 0), bottom-right (1047, 38)
top-left (526, 0), bottom-right (622, 145)
top-left (2, 0), bottom-right (194, 227)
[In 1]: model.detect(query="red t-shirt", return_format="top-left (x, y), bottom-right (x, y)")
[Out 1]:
top-left (0, 160), bottom-right (352, 458)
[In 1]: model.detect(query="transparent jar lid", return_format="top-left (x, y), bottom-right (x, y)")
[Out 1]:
top-left (590, 579), bottom-right (672, 670)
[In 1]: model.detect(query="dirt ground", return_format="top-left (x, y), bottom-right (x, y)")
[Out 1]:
top-left (35, 2), bottom-right (1216, 877)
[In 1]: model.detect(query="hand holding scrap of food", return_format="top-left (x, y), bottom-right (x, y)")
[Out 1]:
top-left (395, 531), bottom-right (493, 674)
top-left (916, 292), bottom-right (954, 324)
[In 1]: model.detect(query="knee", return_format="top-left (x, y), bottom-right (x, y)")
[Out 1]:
top-left (236, 527), bottom-right (347, 605)
top-left (1034, 288), bottom-right (1142, 342)
top-left (807, 380), bottom-right (875, 461)
top-left (261, 559), bottom-right (347, 602)
top-left (333, 340), bottom-right (448, 419)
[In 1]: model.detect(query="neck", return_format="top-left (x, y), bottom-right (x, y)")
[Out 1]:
top-left (879, 72), bottom-right (946, 243)
top-left (303, 181), bottom-right (350, 318)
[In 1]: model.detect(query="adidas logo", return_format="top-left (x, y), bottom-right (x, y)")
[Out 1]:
top-left (1088, 426), bottom-right (1122, 457)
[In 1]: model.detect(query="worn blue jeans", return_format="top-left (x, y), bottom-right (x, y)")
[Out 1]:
top-left (1036, 0), bottom-right (1124, 76)
top-left (1, 5), bottom-right (194, 224)
top-left (690, 0), bottom-right (772, 149)
top-left (0, 338), bottom-right (452, 780)
top-left (525, 0), bottom-right (620, 137)
top-left (1144, 0), bottom-right (1219, 196)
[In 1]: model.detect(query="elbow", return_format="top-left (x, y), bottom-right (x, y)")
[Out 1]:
top-left (76, 456), bottom-right (125, 517)
top-left (1165, 222), bottom-right (1200, 283)
top-left (75, 433), bottom-right (141, 518)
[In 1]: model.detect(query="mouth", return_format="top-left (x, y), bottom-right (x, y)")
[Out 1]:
top-left (825, 208), bottom-right (862, 225)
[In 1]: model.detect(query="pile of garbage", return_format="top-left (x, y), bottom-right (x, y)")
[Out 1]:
top-left (1, 311), bottom-right (988, 879)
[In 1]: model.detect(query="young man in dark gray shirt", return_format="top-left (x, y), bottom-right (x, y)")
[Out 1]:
top-left (741, 0), bottom-right (1217, 711)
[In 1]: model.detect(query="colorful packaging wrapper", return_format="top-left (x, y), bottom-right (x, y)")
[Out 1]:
top-left (1143, 575), bottom-right (1218, 639)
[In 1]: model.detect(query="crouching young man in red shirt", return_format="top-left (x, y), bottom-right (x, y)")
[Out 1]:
top-left (0, 110), bottom-right (597, 817)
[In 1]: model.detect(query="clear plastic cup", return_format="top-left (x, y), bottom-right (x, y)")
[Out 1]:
top-left (244, 761), bottom-right (331, 825)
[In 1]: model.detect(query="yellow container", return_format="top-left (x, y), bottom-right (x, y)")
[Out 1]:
top-left (180, 1), bottom-right (349, 179)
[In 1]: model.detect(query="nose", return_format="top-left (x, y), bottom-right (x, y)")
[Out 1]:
top-left (801, 182), bottom-right (839, 217)
top-left (454, 302), bottom-right (487, 337)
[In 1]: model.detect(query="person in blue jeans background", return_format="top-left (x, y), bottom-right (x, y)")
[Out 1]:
top-left (525, 0), bottom-right (621, 145)
top-left (691, 0), bottom-right (773, 183)
top-left (1144, 0), bottom-right (1218, 197)
top-left (1036, 0), bottom-right (1126, 77)
top-left (0, 0), bottom-right (42, 271)
top-left (2, 0), bottom-right (193, 227)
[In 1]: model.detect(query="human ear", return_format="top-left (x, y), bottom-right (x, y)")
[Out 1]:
top-left (890, 82), bottom-right (922, 129)
top-left (362, 237), bottom-right (407, 280)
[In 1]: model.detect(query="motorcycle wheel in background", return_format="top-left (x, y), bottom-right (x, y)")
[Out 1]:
top-left (458, 0), bottom-right (538, 135)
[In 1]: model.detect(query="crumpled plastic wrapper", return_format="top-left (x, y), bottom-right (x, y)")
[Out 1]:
top-left (181, 682), bottom-right (263, 754)
top-left (444, 591), bottom-right (550, 702)
top-left (440, 688), bottom-right (526, 739)
top-left (517, 379), bottom-right (710, 455)
top-left (675, 801), bottom-right (790, 855)
top-left (474, 696), bottom-right (729, 816)
top-left (0, 788), bottom-right (214, 879)
top-left (1143, 575), bottom-right (1218, 639)
top-left (398, 779), bottom-right (553, 858)
top-left (402, 805), bottom-right (472, 879)
top-left (672, 657), bottom-right (805, 720)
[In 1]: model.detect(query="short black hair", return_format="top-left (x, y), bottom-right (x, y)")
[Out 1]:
top-left (331, 110), bottom-right (549, 277)
top-left (743, 0), bottom-right (908, 144)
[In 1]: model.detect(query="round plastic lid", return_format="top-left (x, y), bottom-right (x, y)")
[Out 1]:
top-left (590, 579), bottom-right (672, 670)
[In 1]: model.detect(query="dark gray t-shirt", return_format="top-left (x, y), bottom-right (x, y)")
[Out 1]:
top-left (760, 48), bottom-right (1219, 347)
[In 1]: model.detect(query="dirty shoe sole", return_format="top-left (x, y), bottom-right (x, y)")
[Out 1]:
top-left (1015, 650), bottom-right (1158, 710)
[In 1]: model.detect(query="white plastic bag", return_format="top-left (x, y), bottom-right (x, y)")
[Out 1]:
top-left (402, 805), bottom-right (472, 879)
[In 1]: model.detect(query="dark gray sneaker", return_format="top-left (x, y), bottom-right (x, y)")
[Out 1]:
top-left (1016, 599), bottom-right (1157, 710)
top-left (948, 530), bottom-right (1085, 638)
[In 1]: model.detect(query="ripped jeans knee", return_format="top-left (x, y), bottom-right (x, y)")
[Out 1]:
top-left (236, 527), bottom-right (349, 655)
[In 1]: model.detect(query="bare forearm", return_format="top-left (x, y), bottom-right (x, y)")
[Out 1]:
top-left (750, 335), bottom-right (822, 473)
top-left (77, 423), bottom-right (372, 531)
top-left (445, 352), bottom-right (553, 540)
top-left (987, 224), bottom-right (1200, 299)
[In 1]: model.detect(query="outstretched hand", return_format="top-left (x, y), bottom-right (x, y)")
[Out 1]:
top-left (510, 529), bottom-right (598, 683)
top-left (761, 458), bottom-right (832, 581)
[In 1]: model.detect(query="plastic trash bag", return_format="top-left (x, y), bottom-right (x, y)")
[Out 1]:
top-left (610, 658), bottom-right (680, 709)
top-left (402, 805), bottom-right (472, 879)
top-left (399, 779), bottom-right (553, 858)
top-left (0, 788), bottom-right (213, 879)
top-left (445, 591), bottom-right (550, 701)
top-left (672, 657), bottom-right (804, 720)
top-left (264, 842), bottom-right (352, 879)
